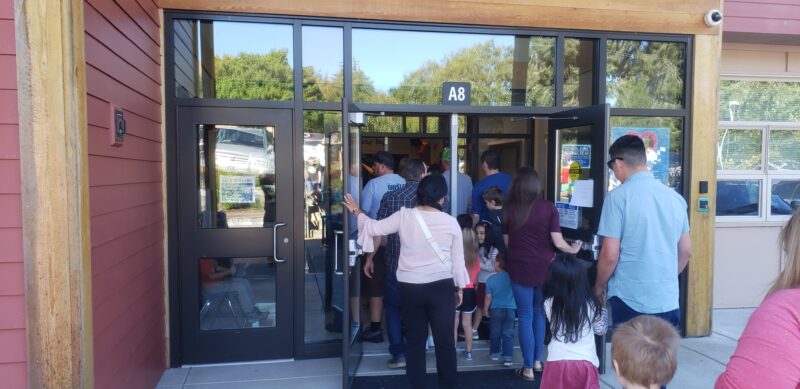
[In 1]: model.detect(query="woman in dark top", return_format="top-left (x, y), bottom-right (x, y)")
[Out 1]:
top-left (502, 167), bottom-right (581, 381)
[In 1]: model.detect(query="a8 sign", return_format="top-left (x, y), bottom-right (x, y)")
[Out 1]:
top-left (442, 82), bottom-right (471, 105)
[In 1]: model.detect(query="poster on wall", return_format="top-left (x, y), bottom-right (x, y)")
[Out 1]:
top-left (219, 175), bottom-right (257, 203)
top-left (610, 127), bottom-right (670, 185)
top-left (559, 144), bottom-right (591, 204)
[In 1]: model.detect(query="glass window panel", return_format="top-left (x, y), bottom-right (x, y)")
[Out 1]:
top-left (719, 80), bottom-right (800, 122)
top-left (302, 111), bottom-right (344, 343)
top-left (476, 138), bottom-right (530, 179)
top-left (769, 130), bottom-right (800, 171)
top-left (353, 29), bottom-right (554, 106)
top-left (563, 38), bottom-right (595, 107)
top-left (717, 129), bottom-right (763, 171)
top-left (405, 117), bottom-right (421, 133)
top-left (606, 40), bottom-right (685, 109)
top-left (716, 180), bottom-right (761, 216)
top-left (302, 27), bottom-right (344, 102)
top-left (426, 116), bottom-right (441, 134)
top-left (199, 257), bottom-right (276, 330)
top-left (364, 115), bottom-right (403, 133)
top-left (198, 124), bottom-right (276, 228)
top-left (771, 179), bottom-right (800, 215)
top-left (610, 117), bottom-right (684, 193)
top-left (478, 116), bottom-right (529, 134)
top-left (173, 20), bottom-right (293, 100)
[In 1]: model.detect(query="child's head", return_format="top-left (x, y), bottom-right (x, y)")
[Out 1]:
top-left (482, 186), bottom-right (504, 210)
top-left (456, 213), bottom-right (473, 230)
top-left (461, 227), bottom-right (479, 268)
top-left (475, 222), bottom-right (488, 245)
top-left (543, 254), bottom-right (599, 342)
top-left (492, 252), bottom-right (506, 272)
top-left (611, 315), bottom-right (679, 389)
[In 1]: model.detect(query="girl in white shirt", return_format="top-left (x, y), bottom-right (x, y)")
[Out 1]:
top-left (542, 254), bottom-right (608, 389)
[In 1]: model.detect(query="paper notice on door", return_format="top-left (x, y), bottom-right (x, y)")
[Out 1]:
top-left (556, 202), bottom-right (580, 230)
top-left (569, 179), bottom-right (594, 207)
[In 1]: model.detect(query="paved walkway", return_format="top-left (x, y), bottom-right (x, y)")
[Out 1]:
top-left (156, 308), bottom-right (753, 388)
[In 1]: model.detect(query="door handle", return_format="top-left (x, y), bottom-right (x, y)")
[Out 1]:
top-left (273, 222), bottom-right (287, 263)
top-left (334, 230), bottom-right (344, 275)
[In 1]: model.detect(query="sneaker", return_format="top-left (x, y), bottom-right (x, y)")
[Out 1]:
top-left (489, 353), bottom-right (500, 361)
top-left (387, 356), bottom-right (406, 369)
top-left (361, 328), bottom-right (384, 343)
top-left (463, 351), bottom-right (473, 361)
top-left (425, 335), bottom-right (435, 350)
top-left (472, 329), bottom-right (479, 340)
top-left (503, 359), bottom-right (513, 367)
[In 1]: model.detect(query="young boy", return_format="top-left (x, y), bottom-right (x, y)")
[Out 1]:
top-left (611, 315), bottom-right (680, 389)
top-left (484, 253), bottom-right (516, 367)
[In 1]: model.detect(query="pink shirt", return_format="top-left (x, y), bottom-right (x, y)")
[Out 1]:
top-left (357, 207), bottom-right (469, 288)
top-left (715, 288), bottom-right (800, 389)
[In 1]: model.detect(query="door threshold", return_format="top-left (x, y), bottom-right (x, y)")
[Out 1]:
top-left (181, 358), bottom-right (295, 368)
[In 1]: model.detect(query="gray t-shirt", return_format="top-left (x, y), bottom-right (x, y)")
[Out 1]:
top-left (361, 173), bottom-right (405, 219)
top-left (444, 170), bottom-right (473, 215)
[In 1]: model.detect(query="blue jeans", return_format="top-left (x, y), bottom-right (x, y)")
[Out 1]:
top-left (608, 296), bottom-right (681, 329)
top-left (489, 308), bottom-right (516, 361)
top-left (511, 283), bottom-right (545, 368)
top-left (384, 271), bottom-right (405, 358)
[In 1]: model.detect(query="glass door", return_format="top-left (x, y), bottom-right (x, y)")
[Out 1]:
top-left (547, 104), bottom-right (610, 373)
top-left (177, 107), bottom-right (294, 364)
top-left (342, 110), bottom-right (364, 387)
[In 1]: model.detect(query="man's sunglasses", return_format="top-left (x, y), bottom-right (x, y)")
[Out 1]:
top-left (606, 157), bottom-right (623, 170)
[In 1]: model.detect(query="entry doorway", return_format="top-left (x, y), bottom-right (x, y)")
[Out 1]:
top-left (175, 107), bottom-right (295, 364)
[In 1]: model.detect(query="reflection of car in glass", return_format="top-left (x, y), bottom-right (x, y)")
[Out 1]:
top-left (772, 180), bottom-right (800, 211)
top-left (215, 127), bottom-right (275, 174)
top-left (716, 181), bottom-right (758, 216)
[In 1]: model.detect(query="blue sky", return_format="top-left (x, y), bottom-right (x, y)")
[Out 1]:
top-left (211, 21), bottom-right (512, 91)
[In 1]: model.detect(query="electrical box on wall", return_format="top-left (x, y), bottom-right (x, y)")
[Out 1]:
top-left (109, 105), bottom-right (126, 147)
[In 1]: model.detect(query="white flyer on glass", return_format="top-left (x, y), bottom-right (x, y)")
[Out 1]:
top-left (570, 179), bottom-right (594, 208)
top-left (556, 202), bottom-right (580, 230)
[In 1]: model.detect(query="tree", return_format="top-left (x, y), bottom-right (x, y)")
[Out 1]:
top-left (214, 50), bottom-right (294, 100)
top-left (606, 40), bottom-right (684, 109)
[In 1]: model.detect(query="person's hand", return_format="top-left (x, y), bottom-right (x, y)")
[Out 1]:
top-left (592, 285), bottom-right (606, 306)
top-left (571, 240), bottom-right (582, 254)
top-left (363, 257), bottom-right (374, 278)
top-left (455, 289), bottom-right (463, 308)
top-left (342, 194), bottom-right (358, 213)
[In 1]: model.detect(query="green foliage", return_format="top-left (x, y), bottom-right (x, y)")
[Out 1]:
top-left (606, 41), bottom-right (684, 109)
top-left (214, 50), bottom-right (294, 100)
top-left (719, 80), bottom-right (800, 122)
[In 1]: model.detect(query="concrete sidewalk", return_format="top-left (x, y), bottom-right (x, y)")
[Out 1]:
top-left (156, 308), bottom-right (753, 388)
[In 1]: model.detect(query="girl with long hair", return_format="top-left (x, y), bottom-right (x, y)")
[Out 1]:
top-left (455, 226), bottom-right (481, 360)
top-left (502, 167), bottom-right (582, 381)
top-left (715, 210), bottom-right (800, 388)
top-left (541, 254), bottom-right (608, 388)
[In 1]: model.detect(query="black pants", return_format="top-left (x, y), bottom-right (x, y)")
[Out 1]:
top-left (398, 278), bottom-right (457, 389)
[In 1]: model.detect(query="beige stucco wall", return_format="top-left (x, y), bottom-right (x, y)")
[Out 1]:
top-left (713, 225), bottom-right (782, 308)
top-left (722, 42), bottom-right (800, 76)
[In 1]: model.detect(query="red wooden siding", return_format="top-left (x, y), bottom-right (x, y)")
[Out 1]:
top-left (724, 0), bottom-right (800, 35)
top-left (84, 0), bottom-right (165, 388)
top-left (0, 0), bottom-right (26, 387)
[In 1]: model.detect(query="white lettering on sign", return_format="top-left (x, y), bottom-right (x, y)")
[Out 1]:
top-left (448, 86), bottom-right (466, 102)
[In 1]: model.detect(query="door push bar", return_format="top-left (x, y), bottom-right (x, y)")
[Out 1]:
top-left (273, 222), bottom-right (287, 263)
top-left (581, 234), bottom-right (602, 261)
top-left (334, 230), bottom-right (344, 275)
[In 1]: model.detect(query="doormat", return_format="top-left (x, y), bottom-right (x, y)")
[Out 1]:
top-left (352, 369), bottom-right (541, 389)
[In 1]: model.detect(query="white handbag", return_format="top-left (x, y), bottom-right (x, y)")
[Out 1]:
top-left (412, 208), bottom-right (450, 264)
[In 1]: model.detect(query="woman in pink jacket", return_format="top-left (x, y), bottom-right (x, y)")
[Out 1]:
top-left (715, 210), bottom-right (800, 389)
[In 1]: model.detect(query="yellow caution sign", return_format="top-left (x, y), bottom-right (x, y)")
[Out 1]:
top-left (569, 161), bottom-right (581, 181)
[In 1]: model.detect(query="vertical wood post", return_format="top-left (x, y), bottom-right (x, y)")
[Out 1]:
top-left (15, 0), bottom-right (94, 386)
top-left (686, 33), bottom-right (721, 337)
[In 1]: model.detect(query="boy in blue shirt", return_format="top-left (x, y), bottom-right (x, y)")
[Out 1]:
top-left (484, 253), bottom-right (517, 367)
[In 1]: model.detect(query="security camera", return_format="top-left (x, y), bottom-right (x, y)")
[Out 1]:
top-left (704, 10), bottom-right (723, 27)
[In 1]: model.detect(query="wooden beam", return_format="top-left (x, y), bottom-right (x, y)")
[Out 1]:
top-left (159, 0), bottom-right (722, 36)
top-left (16, 0), bottom-right (94, 387)
top-left (686, 33), bottom-right (721, 337)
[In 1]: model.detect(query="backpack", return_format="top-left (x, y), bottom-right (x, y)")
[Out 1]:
top-left (480, 209), bottom-right (506, 252)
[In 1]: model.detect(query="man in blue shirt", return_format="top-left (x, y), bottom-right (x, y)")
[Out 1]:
top-left (593, 135), bottom-right (692, 329)
top-left (441, 148), bottom-right (473, 215)
top-left (470, 149), bottom-right (512, 225)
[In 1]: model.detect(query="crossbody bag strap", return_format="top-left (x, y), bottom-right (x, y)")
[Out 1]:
top-left (411, 208), bottom-right (449, 264)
